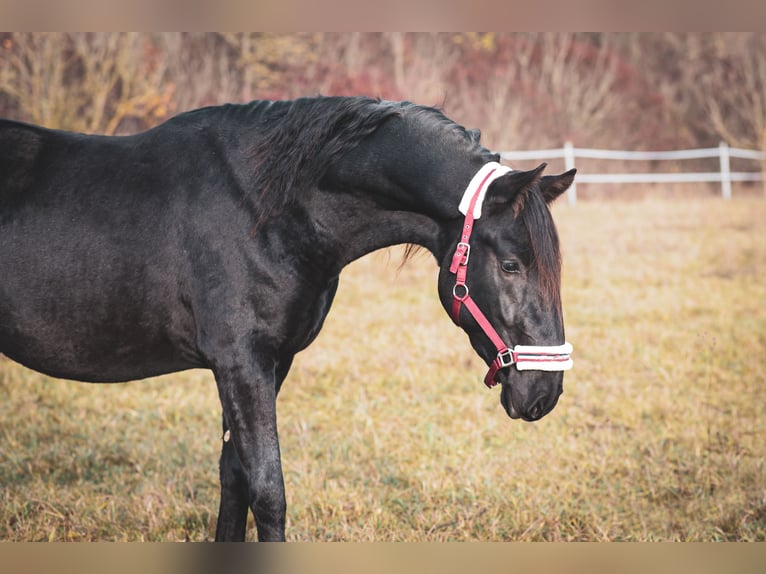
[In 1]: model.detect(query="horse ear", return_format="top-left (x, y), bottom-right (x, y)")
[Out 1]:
top-left (539, 169), bottom-right (577, 204)
top-left (484, 163), bottom-right (546, 210)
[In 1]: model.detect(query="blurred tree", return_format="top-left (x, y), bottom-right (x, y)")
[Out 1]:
top-left (1, 32), bottom-right (763, 154)
top-left (161, 33), bottom-right (242, 110)
top-left (618, 33), bottom-right (766, 151)
top-left (0, 33), bottom-right (174, 134)
top-left (703, 33), bottom-right (766, 151)
top-left (383, 33), bottom-right (460, 106)
top-left (218, 33), bottom-right (320, 100)
top-left (447, 33), bottom-right (653, 150)
top-left (291, 33), bottom-right (402, 99)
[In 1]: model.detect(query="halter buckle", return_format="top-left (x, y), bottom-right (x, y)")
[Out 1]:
top-left (497, 348), bottom-right (516, 368)
top-left (456, 242), bottom-right (471, 265)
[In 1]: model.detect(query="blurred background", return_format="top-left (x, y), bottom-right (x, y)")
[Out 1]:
top-left (1, 32), bottom-right (764, 152)
top-left (0, 32), bottom-right (764, 541)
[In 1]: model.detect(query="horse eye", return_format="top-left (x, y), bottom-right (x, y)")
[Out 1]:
top-left (501, 260), bottom-right (520, 274)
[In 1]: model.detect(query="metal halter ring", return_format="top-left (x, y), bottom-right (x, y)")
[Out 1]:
top-left (452, 283), bottom-right (469, 301)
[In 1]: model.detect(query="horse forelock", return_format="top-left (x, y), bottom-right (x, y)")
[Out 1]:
top-left (518, 188), bottom-right (562, 311)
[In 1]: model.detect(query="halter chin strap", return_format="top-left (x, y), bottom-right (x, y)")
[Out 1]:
top-left (450, 162), bottom-right (573, 388)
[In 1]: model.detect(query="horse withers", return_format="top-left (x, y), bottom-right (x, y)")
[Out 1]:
top-left (0, 97), bottom-right (574, 541)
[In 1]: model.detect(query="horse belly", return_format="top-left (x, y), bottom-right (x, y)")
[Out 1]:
top-left (0, 332), bottom-right (196, 383)
top-left (0, 280), bottom-right (199, 383)
top-left (0, 224), bottom-right (199, 383)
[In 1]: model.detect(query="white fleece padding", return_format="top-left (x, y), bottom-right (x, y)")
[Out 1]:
top-left (458, 162), bottom-right (513, 219)
top-left (513, 342), bottom-right (573, 372)
top-left (515, 358), bottom-right (574, 372)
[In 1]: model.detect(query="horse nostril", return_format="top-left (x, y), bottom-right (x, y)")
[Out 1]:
top-left (524, 395), bottom-right (547, 421)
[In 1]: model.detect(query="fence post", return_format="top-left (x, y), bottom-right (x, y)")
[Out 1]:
top-left (564, 141), bottom-right (576, 205)
top-left (719, 141), bottom-right (732, 200)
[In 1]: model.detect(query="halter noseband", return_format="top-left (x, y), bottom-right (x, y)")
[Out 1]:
top-left (450, 162), bottom-right (573, 388)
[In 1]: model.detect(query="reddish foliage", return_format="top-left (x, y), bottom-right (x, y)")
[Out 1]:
top-left (1, 33), bottom-right (760, 151)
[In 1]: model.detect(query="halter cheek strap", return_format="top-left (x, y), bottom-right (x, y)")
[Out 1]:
top-left (450, 162), bottom-right (573, 388)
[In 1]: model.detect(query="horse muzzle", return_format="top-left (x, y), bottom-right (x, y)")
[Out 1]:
top-left (499, 368), bottom-right (564, 422)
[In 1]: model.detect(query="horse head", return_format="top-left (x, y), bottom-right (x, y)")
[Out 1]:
top-left (437, 162), bottom-right (576, 421)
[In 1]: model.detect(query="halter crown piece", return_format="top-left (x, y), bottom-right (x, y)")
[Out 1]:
top-left (450, 162), bottom-right (573, 388)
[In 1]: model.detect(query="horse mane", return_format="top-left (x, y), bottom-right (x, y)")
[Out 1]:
top-left (518, 188), bottom-right (562, 312)
top-left (241, 96), bottom-right (402, 225)
top-left (406, 103), bottom-right (479, 144)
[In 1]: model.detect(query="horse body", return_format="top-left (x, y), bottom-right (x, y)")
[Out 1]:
top-left (0, 97), bottom-right (575, 541)
top-left (0, 109), bottom-right (342, 382)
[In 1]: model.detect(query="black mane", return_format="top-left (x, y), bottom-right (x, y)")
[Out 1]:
top-left (242, 96), bottom-right (401, 223)
top-left (175, 97), bottom-right (485, 226)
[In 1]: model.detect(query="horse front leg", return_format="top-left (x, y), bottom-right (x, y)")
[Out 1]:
top-left (214, 420), bottom-right (249, 541)
top-left (212, 353), bottom-right (286, 542)
top-left (215, 357), bottom-right (294, 542)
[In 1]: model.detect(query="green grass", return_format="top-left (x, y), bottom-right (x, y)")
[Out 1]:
top-left (1, 197), bottom-right (765, 541)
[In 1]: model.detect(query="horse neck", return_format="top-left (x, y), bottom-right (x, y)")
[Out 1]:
top-left (312, 143), bottom-right (489, 268)
top-left (309, 191), bottom-right (446, 268)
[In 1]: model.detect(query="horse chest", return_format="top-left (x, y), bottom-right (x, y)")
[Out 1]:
top-left (285, 276), bottom-right (339, 354)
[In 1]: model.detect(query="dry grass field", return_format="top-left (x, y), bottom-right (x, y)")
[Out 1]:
top-left (1, 196), bottom-right (764, 541)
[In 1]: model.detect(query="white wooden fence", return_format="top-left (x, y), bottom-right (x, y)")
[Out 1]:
top-left (500, 142), bottom-right (766, 205)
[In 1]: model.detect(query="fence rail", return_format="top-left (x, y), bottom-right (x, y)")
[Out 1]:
top-left (500, 142), bottom-right (766, 205)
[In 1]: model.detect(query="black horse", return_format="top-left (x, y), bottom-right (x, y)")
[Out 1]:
top-left (0, 96), bottom-right (575, 541)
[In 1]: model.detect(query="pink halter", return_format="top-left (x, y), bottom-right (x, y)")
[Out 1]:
top-left (449, 162), bottom-right (573, 388)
